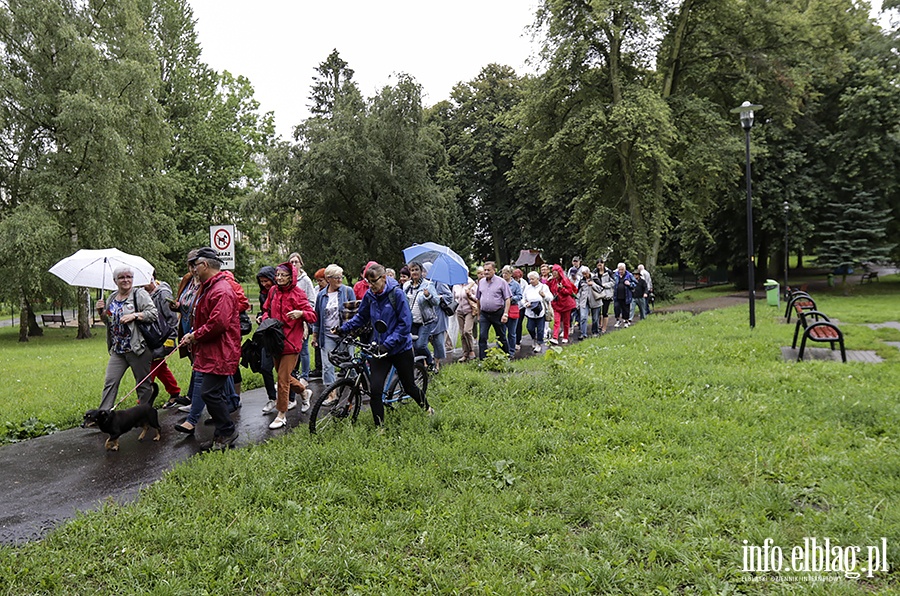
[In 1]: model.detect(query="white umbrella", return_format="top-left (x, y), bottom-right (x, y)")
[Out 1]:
top-left (49, 248), bottom-right (155, 291)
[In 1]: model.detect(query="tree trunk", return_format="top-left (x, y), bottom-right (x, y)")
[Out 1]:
top-left (18, 292), bottom-right (29, 343)
top-left (76, 286), bottom-right (92, 339)
top-left (756, 235), bottom-right (769, 287)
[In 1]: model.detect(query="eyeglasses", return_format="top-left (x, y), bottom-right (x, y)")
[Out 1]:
top-left (367, 275), bottom-right (385, 284)
top-left (274, 272), bottom-right (291, 278)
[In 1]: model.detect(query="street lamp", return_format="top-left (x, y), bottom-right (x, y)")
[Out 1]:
top-left (731, 101), bottom-right (762, 329)
top-left (783, 200), bottom-right (790, 300)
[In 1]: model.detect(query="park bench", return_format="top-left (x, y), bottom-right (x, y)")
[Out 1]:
top-left (860, 271), bottom-right (878, 284)
top-left (40, 313), bottom-right (66, 327)
top-left (791, 309), bottom-right (846, 363)
top-left (784, 292), bottom-right (816, 323)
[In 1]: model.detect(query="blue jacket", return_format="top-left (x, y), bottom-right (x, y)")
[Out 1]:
top-left (613, 270), bottom-right (637, 303)
top-left (341, 277), bottom-right (413, 355)
top-left (313, 284), bottom-right (356, 339)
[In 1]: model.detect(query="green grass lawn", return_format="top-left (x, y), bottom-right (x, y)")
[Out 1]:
top-left (0, 286), bottom-right (898, 593)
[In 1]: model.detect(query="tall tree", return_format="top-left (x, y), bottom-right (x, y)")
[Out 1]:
top-left (0, 0), bottom-right (168, 340)
top-left (428, 64), bottom-right (525, 264)
top-left (265, 52), bottom-right (456, 275)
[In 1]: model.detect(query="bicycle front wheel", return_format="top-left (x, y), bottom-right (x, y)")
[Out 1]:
top-left (309, 378), bottom-right (362, 434)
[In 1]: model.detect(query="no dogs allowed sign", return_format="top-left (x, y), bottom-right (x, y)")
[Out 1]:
top-left (209, 224), bottom-right (235, 270)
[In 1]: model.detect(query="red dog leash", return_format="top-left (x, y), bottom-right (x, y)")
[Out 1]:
top-left (111, 347), bottom-right (181, 410)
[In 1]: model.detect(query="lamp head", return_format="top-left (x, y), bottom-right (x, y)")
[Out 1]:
top-left (731, 101), bottom-right (763, 131)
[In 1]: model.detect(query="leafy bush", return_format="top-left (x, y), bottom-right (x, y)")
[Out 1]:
top-left (650, 269), bottom-right (677, 301)
top-left (4, 417), bottom-right (58, 443)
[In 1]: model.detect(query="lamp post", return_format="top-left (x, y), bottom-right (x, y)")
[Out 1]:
top-left (731, 101), bottom-right (762, 329)
top-left (783, 200), bottom-right (790, 299)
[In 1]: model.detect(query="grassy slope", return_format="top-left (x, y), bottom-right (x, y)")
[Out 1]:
top-left (0, 289), bottom-right (898, 593)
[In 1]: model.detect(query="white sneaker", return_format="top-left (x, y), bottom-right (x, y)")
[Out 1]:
top-left (262, 400), bottom-right (276, 414)
top-left (178, 405), bottom-right (191, 413)
top-left (614, 321), bottom-right (621, 328)
top-left (549, 338), bottom-right (559, 345)
top-left (624, 322), bottom-right (630, 328)
top-left (533, 344), bottom-right (541, 353)
top-left (287, 400), bottom-right (297, 411)
top-left (301, 389), bottom-right (312, 413)
top-left (268, 415), bottom-right (286, 429)
top-left (561, 338), bottom-right (569, 344)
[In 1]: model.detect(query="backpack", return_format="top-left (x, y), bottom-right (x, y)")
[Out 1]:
top-left (132, 292), bottom-right (171, 351)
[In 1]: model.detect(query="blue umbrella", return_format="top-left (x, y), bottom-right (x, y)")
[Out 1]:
top-left (402, 242), bottom-right (469, 286)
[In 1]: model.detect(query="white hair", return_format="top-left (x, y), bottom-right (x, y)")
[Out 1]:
top-left (617, 262), bottom-right (626, 270)
top-left (527, 270), bottom-right (540, 281)
top-left (112, 266), bottom-right (133, 280)
top-left (324, 264), bottom-right (343, 280)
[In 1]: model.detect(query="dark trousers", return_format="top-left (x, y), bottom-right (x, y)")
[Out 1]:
top-left (478, 309), bottom-right (509, 359)
top-left (368, 348), bottom-right (428, 426)
top-left (200, 373), bottom-right (236, 438)
top-left (260, 347), bottom-right (276, 400)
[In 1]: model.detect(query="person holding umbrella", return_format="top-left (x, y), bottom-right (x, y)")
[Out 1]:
top-left (95, 267), bottom-right (159, 410)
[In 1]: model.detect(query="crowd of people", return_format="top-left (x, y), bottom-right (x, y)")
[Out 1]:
top-left (95, 248), bottom-right (652, 445)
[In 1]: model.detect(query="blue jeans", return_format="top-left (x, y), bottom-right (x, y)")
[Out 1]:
top-left (429, 330), bottom-right (446, 361)
top-left (526, 316), bottom-right (545, 345)
top-left (412, 321), bottom-right (436, 366)
top-left (298, 336), bottom-right (311, 379)
top-left (478, 309), bottom-right (509, 359)
top-left (320, 333), bottom-right (346, 387)
top-left (579, 305), bottom-right (601, 338)
top-left (504, 317), bottom-right (518, 357)
top-left (186, 372), bottom-right (239, 426)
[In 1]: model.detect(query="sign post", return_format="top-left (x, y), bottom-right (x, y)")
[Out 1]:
top-left (209, 224), bottom-right (235, 270)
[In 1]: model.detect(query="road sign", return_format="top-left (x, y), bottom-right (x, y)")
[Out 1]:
top-left (209, 224), bottom-right (235, 270)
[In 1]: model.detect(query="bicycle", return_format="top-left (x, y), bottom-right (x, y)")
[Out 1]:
top-left (308, 329), bottom-right (428, 434)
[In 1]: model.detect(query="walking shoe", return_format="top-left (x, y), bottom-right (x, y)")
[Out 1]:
top-left (624, 321), bottom-right (630, 328)
top-left (533, 344), bottom-right (542, 353)
top-left (177, 405), bottom-right (192, 413)
top-left (426, 406), bottom-right (435, 416)
top-left (323, 391), bottom-right (339, 406)
top-left (549, 338), bottom-right (559, 345)
top-left (261, 400), bottom-right (276, 414)
top-left (209, 432), bottom-right (239, 451)
top-left (173, 422), bottom-right (194, 435)
top-left (561, 338), bottom-right (569, 344)
top-left (162, 398), bottom-right (180, 410)
top-left (614, 321), bottom-right (621, 328)
top-left (268, 415), bottom-right (287, 430)
top-left (309, 369), bottom-right (322, 379)
top-left (287, 399), bottom-right (297, 411)
top-left (301, 389), bottom-right (312, 413)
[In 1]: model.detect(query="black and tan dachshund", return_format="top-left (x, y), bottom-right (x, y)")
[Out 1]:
top-left (82, 384), bottom-right (161, 451)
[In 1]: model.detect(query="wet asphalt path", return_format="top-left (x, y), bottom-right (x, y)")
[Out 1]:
top-left (0, 328), bottom-right (632, 546)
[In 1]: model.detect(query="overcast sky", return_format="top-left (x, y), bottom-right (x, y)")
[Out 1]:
top-left (188, 1), bottom-right (542, 140)
top-left (187, 1), bottom-right (893, 141)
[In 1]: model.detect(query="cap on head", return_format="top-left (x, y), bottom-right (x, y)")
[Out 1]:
top-left (194, 247), bottom-right (221, 263)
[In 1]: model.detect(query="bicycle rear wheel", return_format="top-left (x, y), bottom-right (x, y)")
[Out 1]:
top-left (386, 360), bottom-right (429, 405)
top-left (309, 378), bottom-right (362, 434)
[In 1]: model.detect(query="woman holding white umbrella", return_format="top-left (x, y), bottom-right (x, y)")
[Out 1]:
top-left (95, 266), bottom-right (159, 410)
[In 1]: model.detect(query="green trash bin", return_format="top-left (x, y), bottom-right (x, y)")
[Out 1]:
top-left (765, 279), bottom-right (780, 307)
top-left (828, 273), bottom-right (835, 287)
